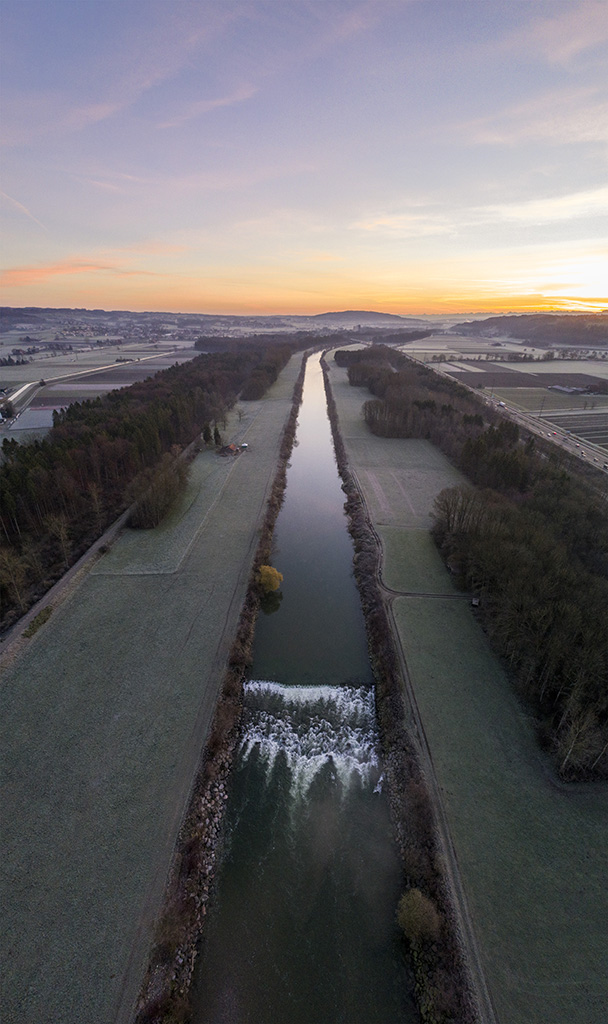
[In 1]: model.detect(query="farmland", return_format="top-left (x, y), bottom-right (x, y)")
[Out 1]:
top-left (0, 354), bottom-right (303, 1024)
top-left (326, 355), bottom-right (608, 1024)
top-left (397, 333), bottom-right (608, 457)
top-left (0, 342), bottom-right (199, 440)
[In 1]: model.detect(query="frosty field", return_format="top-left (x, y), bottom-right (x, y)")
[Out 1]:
top-left (0, 354), bottom-right (303, 1024)
top-left (327, 358), bottom-right (608, 1024)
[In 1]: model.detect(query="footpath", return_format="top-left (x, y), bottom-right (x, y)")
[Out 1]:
top-left (0, 355), bottom-right (302, 1024)
top-left (327, 356), bottom-right (608, 1024)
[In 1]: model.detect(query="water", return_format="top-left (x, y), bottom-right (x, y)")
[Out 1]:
top-left (192, 357), bottom-right (416, 1023)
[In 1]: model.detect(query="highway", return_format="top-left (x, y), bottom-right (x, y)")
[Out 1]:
top-left (403, 351), bottom-right (608, 472)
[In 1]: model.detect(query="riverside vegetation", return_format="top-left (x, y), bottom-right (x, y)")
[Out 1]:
top-left (336, 345), bottom-right (608, 780)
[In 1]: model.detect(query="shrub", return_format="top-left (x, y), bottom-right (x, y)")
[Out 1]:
top-left (397, 888), bottom-right (442, 943)
top-left (257, 564), bottom-right (283, 593)
top-left (23, 605), bottom-right (53, 637)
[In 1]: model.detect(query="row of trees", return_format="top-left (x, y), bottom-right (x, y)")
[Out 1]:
top-left (0, 342), bottom-right (303, 629)
top-left (343, 346), bottom-right (608, 779)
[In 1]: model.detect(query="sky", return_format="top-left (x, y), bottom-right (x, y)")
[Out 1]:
top-left (1, 0), bottom-right (607, 315)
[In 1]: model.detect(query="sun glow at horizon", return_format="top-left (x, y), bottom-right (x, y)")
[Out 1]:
top-left (1, 2), bottom-right (606, 320)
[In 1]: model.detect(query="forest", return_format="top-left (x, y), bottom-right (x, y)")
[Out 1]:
top-left (0, 340), bottom-right (304, 630)
top-left (341, 346), bottom-right (608, 779)
top-left (452, 312), bottom-right (608, 347)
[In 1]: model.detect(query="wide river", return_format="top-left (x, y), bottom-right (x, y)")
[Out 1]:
top-left (192, 355), bottom-right (418, 1023)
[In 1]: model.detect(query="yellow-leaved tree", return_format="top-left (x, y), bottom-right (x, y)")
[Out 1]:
top-left (258, 565), bottom-right (283, 593)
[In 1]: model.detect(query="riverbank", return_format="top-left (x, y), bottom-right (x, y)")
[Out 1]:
top-left (0, 354), bottom-right (305, 1024)
top-left (324, 353), bottom-right (608, 1024)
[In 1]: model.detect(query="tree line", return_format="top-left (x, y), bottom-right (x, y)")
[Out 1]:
top-left (453, 312), bottom-right (608, 347)
top-left (342, 346), bottom-right (608, 779)
top-left (0, 341), bottom-right (304, 630)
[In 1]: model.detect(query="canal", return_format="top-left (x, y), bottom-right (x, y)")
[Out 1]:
top-left (192, 355), bottom-right (417, 1023)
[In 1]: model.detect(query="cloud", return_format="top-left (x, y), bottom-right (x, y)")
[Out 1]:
top-left (502, 0), bottom-right (608, 65)
top-left (76, 157), bottom-right (319, 196)
top-left (0, 190), bottom-right (46, 229)
top-left (157, 83), bottom-right (258, 129)
top-left (352, 186), bottom-right (608, 240)
top-left (475, 186), bottom-right (608, 226)
top-left (0, 93), bottom-right (123, 147)
top-left (463, 87), bottom-right (608, 146)
top-left (1, 5), bottom-right (236, 147)
top-left (0, 259), bottom-right (158, 287)
top-left (354, 209), bottom-right (453, 237)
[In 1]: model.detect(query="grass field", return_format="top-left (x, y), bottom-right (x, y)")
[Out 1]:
top-left (393, 597), bottom-right (608, 1024)
top-left (0, 355), bottom-right (303, 1024)
top-left (378, 527), bottom-right (458, 594)
top-left (327, 357), bottom-right (608, 1024)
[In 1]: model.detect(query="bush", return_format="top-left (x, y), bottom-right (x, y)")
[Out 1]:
top-left (23, 605), bottom-right (53, 637)
top-left (257, 564), bottom-right (283, 593)
top-left (397, 888), bottom-right (442, 943)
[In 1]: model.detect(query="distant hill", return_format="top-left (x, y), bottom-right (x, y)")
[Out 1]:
top-left (310, 310), bottom-right (418, 325)
top-left (451, 313), bottom-right (608, 347)
top-left (1, 306), bottom-right (434, 335)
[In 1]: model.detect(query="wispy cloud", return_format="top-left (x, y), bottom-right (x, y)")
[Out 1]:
top-left (1, 5), bottom-right (236, 147)
top-left (157, 83), bottom-right (258, 129)
top-left (0, 94), bottom-right (122, 147)
top-left (476, 186), bottom-right (608, 226)
top-left (0, 190), bottom-right (46, 229)
top-left (354, 209), bottom-right (452, 238)
top-left (463, 87), bottom-right (608, 146)
top-left (353, 186), bottom-right (608, 239)
top-left (0, 259), bottom-right (158, 287)
top-left (76, 157), bottom-right (319, 196)
top-left (502, 0), bottom-right (608, 65)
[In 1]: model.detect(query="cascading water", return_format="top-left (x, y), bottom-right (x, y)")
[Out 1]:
top-left (192, 357), bottom-right (417, 1023)
top-left (241, 681), bottom-right (380, 804)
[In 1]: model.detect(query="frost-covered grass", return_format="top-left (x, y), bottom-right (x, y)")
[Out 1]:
top-left (326, 361), bottom-right (464, 530)
top-left (0, 354), bottom-right (303, 1024)
top-left (378, 527), bottom-right (457, 594)
top-left (393, 596), bottom-right (608, 1024)
top-left (328, 355), bottom-right (608, 1024)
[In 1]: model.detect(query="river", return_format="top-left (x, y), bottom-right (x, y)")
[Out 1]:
top-left (191, 355), bottom-right (417, 1023)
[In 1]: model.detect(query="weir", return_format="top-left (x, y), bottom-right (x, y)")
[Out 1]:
top-left (191, 356), bottom-right (417, 1023)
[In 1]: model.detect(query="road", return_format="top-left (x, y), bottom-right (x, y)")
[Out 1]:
top-left (2, 352), bottom-right (169, 422)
